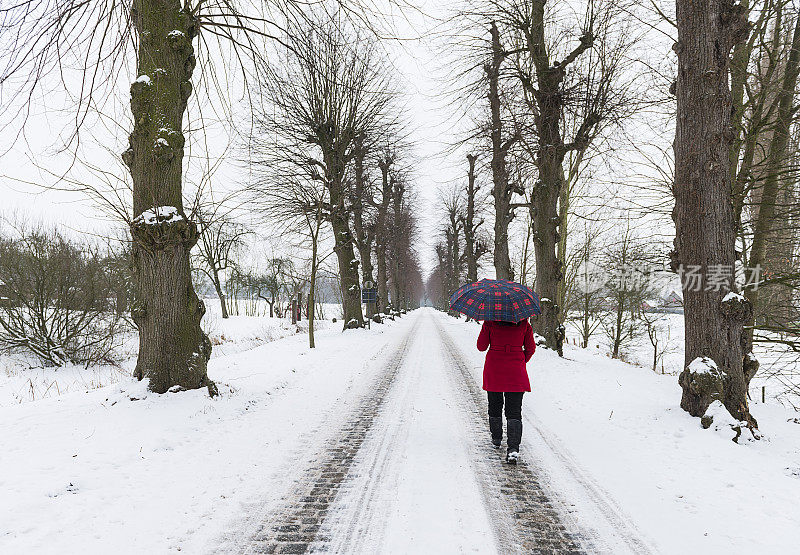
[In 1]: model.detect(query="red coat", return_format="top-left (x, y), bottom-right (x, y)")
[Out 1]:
top-left (477, 320), bottom-right (535, 392)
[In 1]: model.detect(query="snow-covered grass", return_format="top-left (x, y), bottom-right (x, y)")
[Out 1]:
top-left (0, 310), bottom-right (416, 553)
top-left (442, 313), bottom-right (800, 553)
top-left (0, 300), bottom-right (335, 406)
top-left (2, 308), bottom-right (798, 553)
top-left (565, 311), bottom-right (800, 409)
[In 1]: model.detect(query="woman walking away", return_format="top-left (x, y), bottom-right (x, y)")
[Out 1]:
top-left (477, 319), bottom-right (535, 464)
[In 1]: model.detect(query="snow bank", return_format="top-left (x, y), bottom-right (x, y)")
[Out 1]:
top-left (0, 312), bottom-right (415, 552)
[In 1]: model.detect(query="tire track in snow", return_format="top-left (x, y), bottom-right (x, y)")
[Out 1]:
top-left (521, 413), bottom-right (657, 555)
top-left (312, 325), bottom-right (422, 552)
top-left (310, 310), bottom-right (499, 553)
top-left (436, 316), bottom-right (655, 555)
top-left (241, 316), bottom-right (421, 554)
top-left (435, 317), bottom-right (587, 554)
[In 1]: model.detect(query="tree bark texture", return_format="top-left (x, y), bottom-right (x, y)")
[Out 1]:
top-left (486, 21), bottom-right (515, 281)
top-left (126, 0), bottom-right (214, 395)
top-left (352, 138), bottom-right (375, 318)
top-left (390, 180), bottom-right (405, 308)
top-left (330, 208), bottom-right (364, 329)
top-left (527, 0), bottom-right (583, 356)
top-left (673, 0), bottom-right (752, 422)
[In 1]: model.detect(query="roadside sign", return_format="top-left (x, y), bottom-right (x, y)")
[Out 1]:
top-left (362, 288), bottom-right (378, 303)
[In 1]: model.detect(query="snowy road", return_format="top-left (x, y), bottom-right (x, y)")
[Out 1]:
top-left (243, 310), bottom-right (610, 554)
top-left (5, 307), bottom-right (797, 553)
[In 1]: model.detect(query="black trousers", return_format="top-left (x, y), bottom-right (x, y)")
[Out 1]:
top-left (487, 391), bottom-right (524, 420)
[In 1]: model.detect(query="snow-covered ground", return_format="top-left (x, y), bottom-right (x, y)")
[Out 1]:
top-left (443, 314), bottom-right (800, 553)
top-left (0, 312), bottom-right (412, 553)
top-left (564, 311), bottom-right (800, 410)
top-left (0, 300), bottom-right (334, 406)
top-left (1, 308), bottom-right (798, 553)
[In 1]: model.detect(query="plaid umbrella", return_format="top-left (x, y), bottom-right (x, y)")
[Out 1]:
top-left (449, 279), bottom-right (541, 322)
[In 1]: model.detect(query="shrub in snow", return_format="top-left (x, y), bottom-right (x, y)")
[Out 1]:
top-left (0, 225), bottom-right (130, 366)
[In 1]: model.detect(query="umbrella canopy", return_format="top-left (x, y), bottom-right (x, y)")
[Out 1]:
top-left (449, 279), bottom-right (541, 322)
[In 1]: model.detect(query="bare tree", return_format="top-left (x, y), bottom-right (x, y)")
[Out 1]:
top-left (672, 0), bottom-right (755, 424)
top-left (744, 13), bottom-right (800, 348)
top-left (640, 310), bottom-right (676, 374)
top-left (484, 21), bottom-right (522, 281)
top-left (386, 174), bottom-right (422, 310)
top-left (567, 224), bottom-right (605, 349)
top-left (375, 147), bottom-right (397, 313)
top-left (0, 222), bottom-right (127, 366)
top-left (460, 153), bottom-right (489, 282)
top-left (194, 205), bottom-right (250, 319)
top-left (351, 134), bottom-right (378, 318)
top-left (249, 15), bottom-right (397, 328)
top-left (0, 0), bottom-right (318, 394)
top-left (601, 224), bottom-right (658, 359)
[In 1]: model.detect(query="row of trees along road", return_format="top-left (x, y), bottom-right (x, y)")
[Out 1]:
top-left (0, 1), bottom-right (422, 395)
top-left (247, 14), bottom-right (424, 336)
top-left (3, 0), bottom-right (800, 428)
top-left (442, 0), bottom-right (643, 356)
top-left (431, 0), bottom-right (800, 429)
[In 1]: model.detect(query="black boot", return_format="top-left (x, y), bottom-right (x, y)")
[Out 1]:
top-left (489, 416), bottom-right (503, 447)
top-left (506, 419), bottom-right (522, 464)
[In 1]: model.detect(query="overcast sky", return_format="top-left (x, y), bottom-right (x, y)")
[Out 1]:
top-left (0, 0), bottom-right (674, 276)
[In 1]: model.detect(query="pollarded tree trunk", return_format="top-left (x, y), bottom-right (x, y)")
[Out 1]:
top-left (526, 0), bottom-right (583, 357)
top-left (375, 158), bottom-right (393, 314)
top-left (352, 137), bottom-right (376, 318)
top-left (125, 0), bottom-right (215, 395)
top-left (485, 21), bottom-right (515, 281)
top-left (358, 242), bottom-right (375, 317)
top-left (531, 154), bottom-right (564, 356)
top-left (519, 1), bottom-right (597, 356)
top-left (376, 240), bottom-right (389, 313)
top-left (673, 0), bottom-right (752, 422)
top-left (390, 179), bottom-right (405, 309)
top-left (462, 154), bottom-right (480, 283)
top-left (331, 206), bottom-right (364, 329)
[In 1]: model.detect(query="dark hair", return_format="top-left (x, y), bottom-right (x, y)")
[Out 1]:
top-left (494, 320), bottom-right (523, 327)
